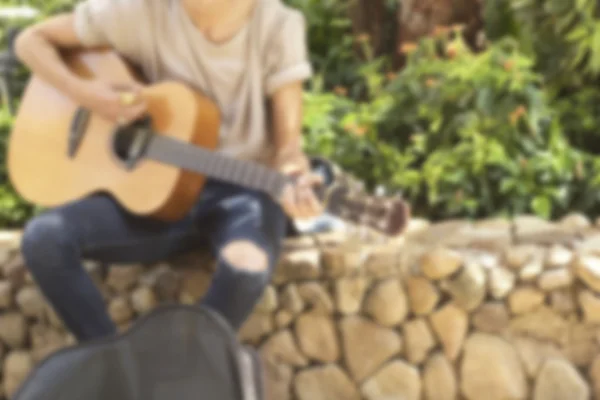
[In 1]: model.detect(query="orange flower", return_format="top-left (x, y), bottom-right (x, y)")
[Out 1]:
top-left (356, 33), bottom-right (370, 43)
top-left (432, 25), bottom-right (451, 38)
top-left (446, 43), bottom-right (458, 58)
top-left (343, 122), bottom-right (367, 137)
top-left (333, 86), bottom-right (348, 96)
top-left (519, 158), bottom-right (528, 168)
top-left (425, 78), bottom-right (438, 87)
top-left (502, 59), bottom-right (514, 71)
top-left (399, 42), bottom-right (418, 54)
top-left (354, 126), bottom-right (367, 136)
top-left (509, 105), bottom-right (527, 124)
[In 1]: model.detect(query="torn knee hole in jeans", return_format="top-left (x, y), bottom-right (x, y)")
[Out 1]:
top-left (221, 240), bottom-right (269, 272)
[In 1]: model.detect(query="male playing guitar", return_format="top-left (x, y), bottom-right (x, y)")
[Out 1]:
top-left (14, 0), bottom-right (322, 342)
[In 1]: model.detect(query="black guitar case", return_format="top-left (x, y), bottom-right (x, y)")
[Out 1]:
top-left (12, 304), bottom-right (265, 400)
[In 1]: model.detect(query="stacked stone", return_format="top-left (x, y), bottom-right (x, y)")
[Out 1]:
top-left (1, 214), bottom-right (600, 399)
top-left (0, 232), bottom-right (196, 399)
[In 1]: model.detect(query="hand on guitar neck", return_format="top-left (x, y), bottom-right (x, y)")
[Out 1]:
top-left (274, 155), bottom-right (325, 221)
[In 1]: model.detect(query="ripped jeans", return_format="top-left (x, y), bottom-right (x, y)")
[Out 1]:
top-left (20, 179), bottom-right (287, 342)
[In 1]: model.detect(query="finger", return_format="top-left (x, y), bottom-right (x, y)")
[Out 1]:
top-left (305, 190), bottom-right (324, 215)
top-left (290, 188), bottom-right (305, 218)
top-left (119, 92), bottom-right (138, 106)
top-left (126, 81), bottom-right (145, 92)
top-left (279, 162), bottom-right (303, 176)
top-left (110, 80), bottom-right (144, 92)
top-left (120, 88), bottom-right (147, 107)
top-left (122, 102), bottom-right (148, 122)
top-left (288, 174), bottom-right (320, 216)
top-left (302, 180), bottom-right (325, 216)
top-left (295, 186), bottom-right (317, 218)
top-left (308, 173), bottom-right (324, 186)
top-left (116, 110), bottom-right (144, 127)
top-left (280, 185), bottom-right (299, 217)
top-left (297, 173), bottom-right (323, 188)
top-left (108, 82), bottom-right (144, 107)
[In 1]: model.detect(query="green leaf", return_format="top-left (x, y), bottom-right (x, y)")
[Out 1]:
top-left (575, 0), bottom-right (593, 11)
top-left (589, 24), bottom-right (600, 73)
top-left (566, 25), bottom-right (589, 43)
top-left (531, 196), bottom-right (552, 219)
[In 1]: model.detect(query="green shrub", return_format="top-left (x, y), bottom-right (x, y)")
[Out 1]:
top-left (283, 0), bottom-right (364, 99)
top-left (483, 0), bottom-right (600, 176)
top-left (303, 31), bottom-right (600, 220)
top-left (553, 88), bottom-right (600, 154)
top-left (484, 0), bottom-right (600, 90)
top-left (284, 0), bottom-right (397, 98)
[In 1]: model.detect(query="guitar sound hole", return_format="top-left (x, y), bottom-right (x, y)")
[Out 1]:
top-left (112, 127), bottom-right (136, 162)
top-left (111, 117), bottom-right (153, 168)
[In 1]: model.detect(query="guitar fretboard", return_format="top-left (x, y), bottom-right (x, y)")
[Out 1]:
top-left (144, 134), bottom-right (291, 200)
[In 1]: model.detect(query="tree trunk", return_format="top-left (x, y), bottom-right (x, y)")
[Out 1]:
top-left (395, 0), bottom-right (483, 66)
top-left (346, 0), bottom-right (484, 68)
top-left (347, 0), bottom-right (388, 58)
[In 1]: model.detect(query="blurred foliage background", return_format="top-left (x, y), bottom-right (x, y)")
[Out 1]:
top-left (1, 0), bottom-right (600, 227)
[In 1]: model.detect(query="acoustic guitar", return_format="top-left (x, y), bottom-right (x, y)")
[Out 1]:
top-left (7, 49), bottom-right (410, 236)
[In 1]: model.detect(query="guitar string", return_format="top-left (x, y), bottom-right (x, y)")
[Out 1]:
top-left (144, 132), bottom-right (288, 200)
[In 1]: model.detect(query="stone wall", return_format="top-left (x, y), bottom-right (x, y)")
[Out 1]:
top-left (1, 214), bottom-right (600, 399)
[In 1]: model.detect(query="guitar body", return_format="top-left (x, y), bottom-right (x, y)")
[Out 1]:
top-left (8, 49), bottom-right (221, 221)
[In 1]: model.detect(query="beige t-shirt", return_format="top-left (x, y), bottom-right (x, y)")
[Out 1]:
top-left (73, 0), bottom-right (313, 164)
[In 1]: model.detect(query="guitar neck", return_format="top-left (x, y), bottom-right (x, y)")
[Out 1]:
top-left (128, 127), bottom-right (410, 238)
top-left (145, 134), bottom-right (291, 201)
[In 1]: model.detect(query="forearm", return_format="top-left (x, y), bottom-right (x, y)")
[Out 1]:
top-left (270, 81), bottom-right (309, 171)
top-left (273, 134), bottom-right (307, 169)
top-left (15, 14), bottom-right (89, 100)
